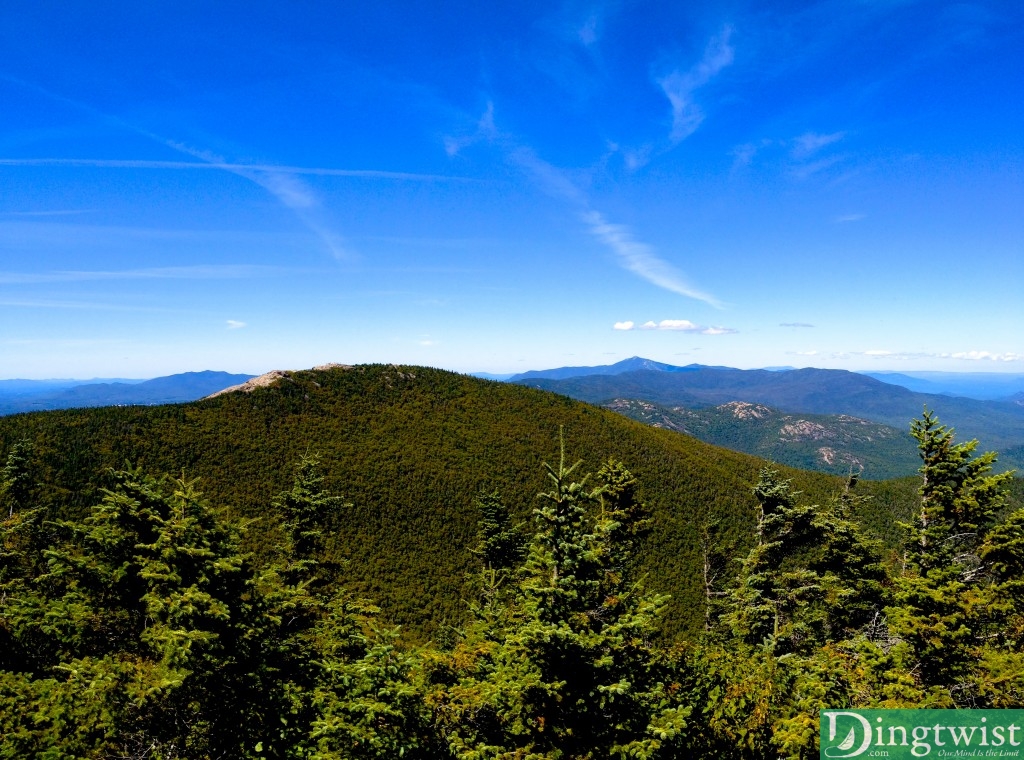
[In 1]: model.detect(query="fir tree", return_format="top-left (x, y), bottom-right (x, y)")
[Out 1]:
top-left (693, 468), bottom-right (888, 760)
top-left (886, 410), bottom-right (1014, 705)
top-left (427, 437), bottom-right (689, 759)
top-left (259, 454), bottom-right (428, 759)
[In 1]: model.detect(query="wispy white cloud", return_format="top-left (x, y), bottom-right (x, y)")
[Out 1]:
top-left (657, 25), bottom-right (735, 144)
top-left (444, 102), bottom-right (498, 157)
top-left (510, 147), bottom-right (588, 205)
top-left (0, 265), bottom-right (286, 284)
top-left (577, 13), bottom-right (600, 46)
top-left (0, 297), bottom-right (167, 311)
top-left (800, 349), bottom-right (1024, 363)
top-left (226, 320), bottom-right (247, 329)
top-left (160, 140), bottom-right (353, 259)
top-left (0, 208), bottom-right (95, 217)
top-left (0, 158), bottom-right (458, 181)
top-left (584, 211), bottom-right (722, 307)
top-left (792, 131), bottom-right (845, 159)
top-left (780, 322), bottom-right (815, 328)
top-left (834, 213), bottom-right (865, 223)
top-left (945, 351), bottom-right (1023, 362)
top-left (1, 337), bottom-right (130, 347)
top-left (614, 319), bottom-right (736, 334)
top-left (500, 121), bottom-right (721, 307)
top-left (732, 131), bottom-right (848, 177)
top-left (0, 78), bottom-right (463, 262)
top-left (731, 143), bottom-right (758, 168)
top-left (622, 145), bottom-right (653, 171)
top-left (790, 154), bottom-right (846, 180)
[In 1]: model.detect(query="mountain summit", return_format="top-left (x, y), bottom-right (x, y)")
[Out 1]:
top-left (509, 356), bottom-right (719, 382)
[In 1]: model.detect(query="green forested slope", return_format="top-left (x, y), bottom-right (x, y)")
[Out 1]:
top-left (517, 367), bottom-right (1024, 471)
top-left (606, 398), bottom-right (921, 478)
top-left (0, 364), bottom-right (940, 640)
top-left (4, 366), bottom-right (1024, 759)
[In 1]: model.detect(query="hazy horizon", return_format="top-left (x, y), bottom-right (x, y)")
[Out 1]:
top-left (2, 3), bottom-right (1021, 378)
top-left (5, 360), bottom-right (1024, 385)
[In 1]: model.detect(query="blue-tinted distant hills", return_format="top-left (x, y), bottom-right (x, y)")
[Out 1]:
top-left (508, 356), bottom-right (727, 382)
top-left (509, 359), bottom-right (1024, 474)
top-left (470, 372), bottom-right (517, 381)
top-left (509, 359), bottom-right (1024, 401)
top-left (0, 371), bottom-right (255, 416)
top-left (864, 371), bottom-right (1024, 401)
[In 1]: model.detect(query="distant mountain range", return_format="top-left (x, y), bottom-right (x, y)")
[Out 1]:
top-left (606, 398), bottom-right (919, 479)
top-left (511, 358), bottom-right (1024, 475)
top-left (508, 357), bottom-right (1024, 401)
top-left (508, 356), bottom-right (730, 382)
top-left (863, 371), bottom-right (1024, 401)
top-left (0, 371), bottom-right (255, 416)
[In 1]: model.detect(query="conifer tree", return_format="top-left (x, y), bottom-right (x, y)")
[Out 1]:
top-left (0, 440), bottom-right (33, 519)
top-left (260, 454), bottom-right (428, 759)
top-left (976, 507), bottom-right (1024, 706)
top-left (886, 410), bottom-right (1013, 705)
top-left (0, 466), bottom-right (269, 757)
top-left (692, 468), bottom-right (887, 760)
top-left (427, 439), bottom-right (689, 759)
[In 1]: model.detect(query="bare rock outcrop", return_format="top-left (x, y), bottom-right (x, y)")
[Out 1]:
top-left (205, 363), bottom-right (353, 399)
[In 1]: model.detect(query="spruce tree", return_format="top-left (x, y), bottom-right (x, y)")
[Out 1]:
top-left (693, 468), bottom-right (888, 760)
top-left (427, 439), bottom-right (689, 759)
top-left (886, 410), bottom-right (1013, 705)
top-left (0, 466), bottom-right (269, 757)
top-left (259, 454), bottom-right (428, 759)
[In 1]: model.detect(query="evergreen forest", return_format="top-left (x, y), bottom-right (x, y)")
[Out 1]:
top-left (1, 364), bottom-right (1023, 758)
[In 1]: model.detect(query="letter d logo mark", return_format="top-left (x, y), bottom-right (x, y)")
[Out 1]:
top-left (822, 711), bottom-right (872, 758)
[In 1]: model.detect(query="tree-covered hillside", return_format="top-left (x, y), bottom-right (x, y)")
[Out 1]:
top-left (606, 398), bottom-right (921, 479)
top-left (0, 363), bottom-right (892, 642)
top-left (3, 397), bottom-right (1023, 759)
top-left (517, 367), bottom-right (1024, 471)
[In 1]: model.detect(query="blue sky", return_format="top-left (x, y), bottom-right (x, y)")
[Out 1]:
top-left (1, 1), bottom-right (1021, 378)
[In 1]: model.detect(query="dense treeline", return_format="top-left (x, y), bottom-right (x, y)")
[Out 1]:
top-left (1, 410), bottom-right (1022, 758)
top-left (0, 364), bottom-right (909, 641)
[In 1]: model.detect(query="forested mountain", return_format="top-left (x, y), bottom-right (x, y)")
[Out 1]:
top-left (0, 363), bottom-right (910, 642)
top-left (0, 370), bottom-right (254, 415)
top-left (511, 357), bottom-right (1024, 402)
top-left (515, 367), bottom-right (1024, 471)
top-left (607, 399), bottom-right (920, 479)
top-left (509, 356), bottom-right (722, 381)
top-left (3, 364), bottom-right (1024, 758)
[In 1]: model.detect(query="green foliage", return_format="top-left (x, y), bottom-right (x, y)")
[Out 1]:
top-left (0, 460), bottom-right (429, 759)
top-left (0, 466), bottom-right (268, 757)
top-left (882, 409), bottom-right (1017, 706)
top-left (427, 445), bottom-right (689, 759)
top-left (690, 468), bottom-right (890, 759)
top-left (0, 364), bottom-right (860, 641)
top-left (3, 371), bottom-right (1024, 757)
top-left (608, 399), bottom-right (921, 479)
